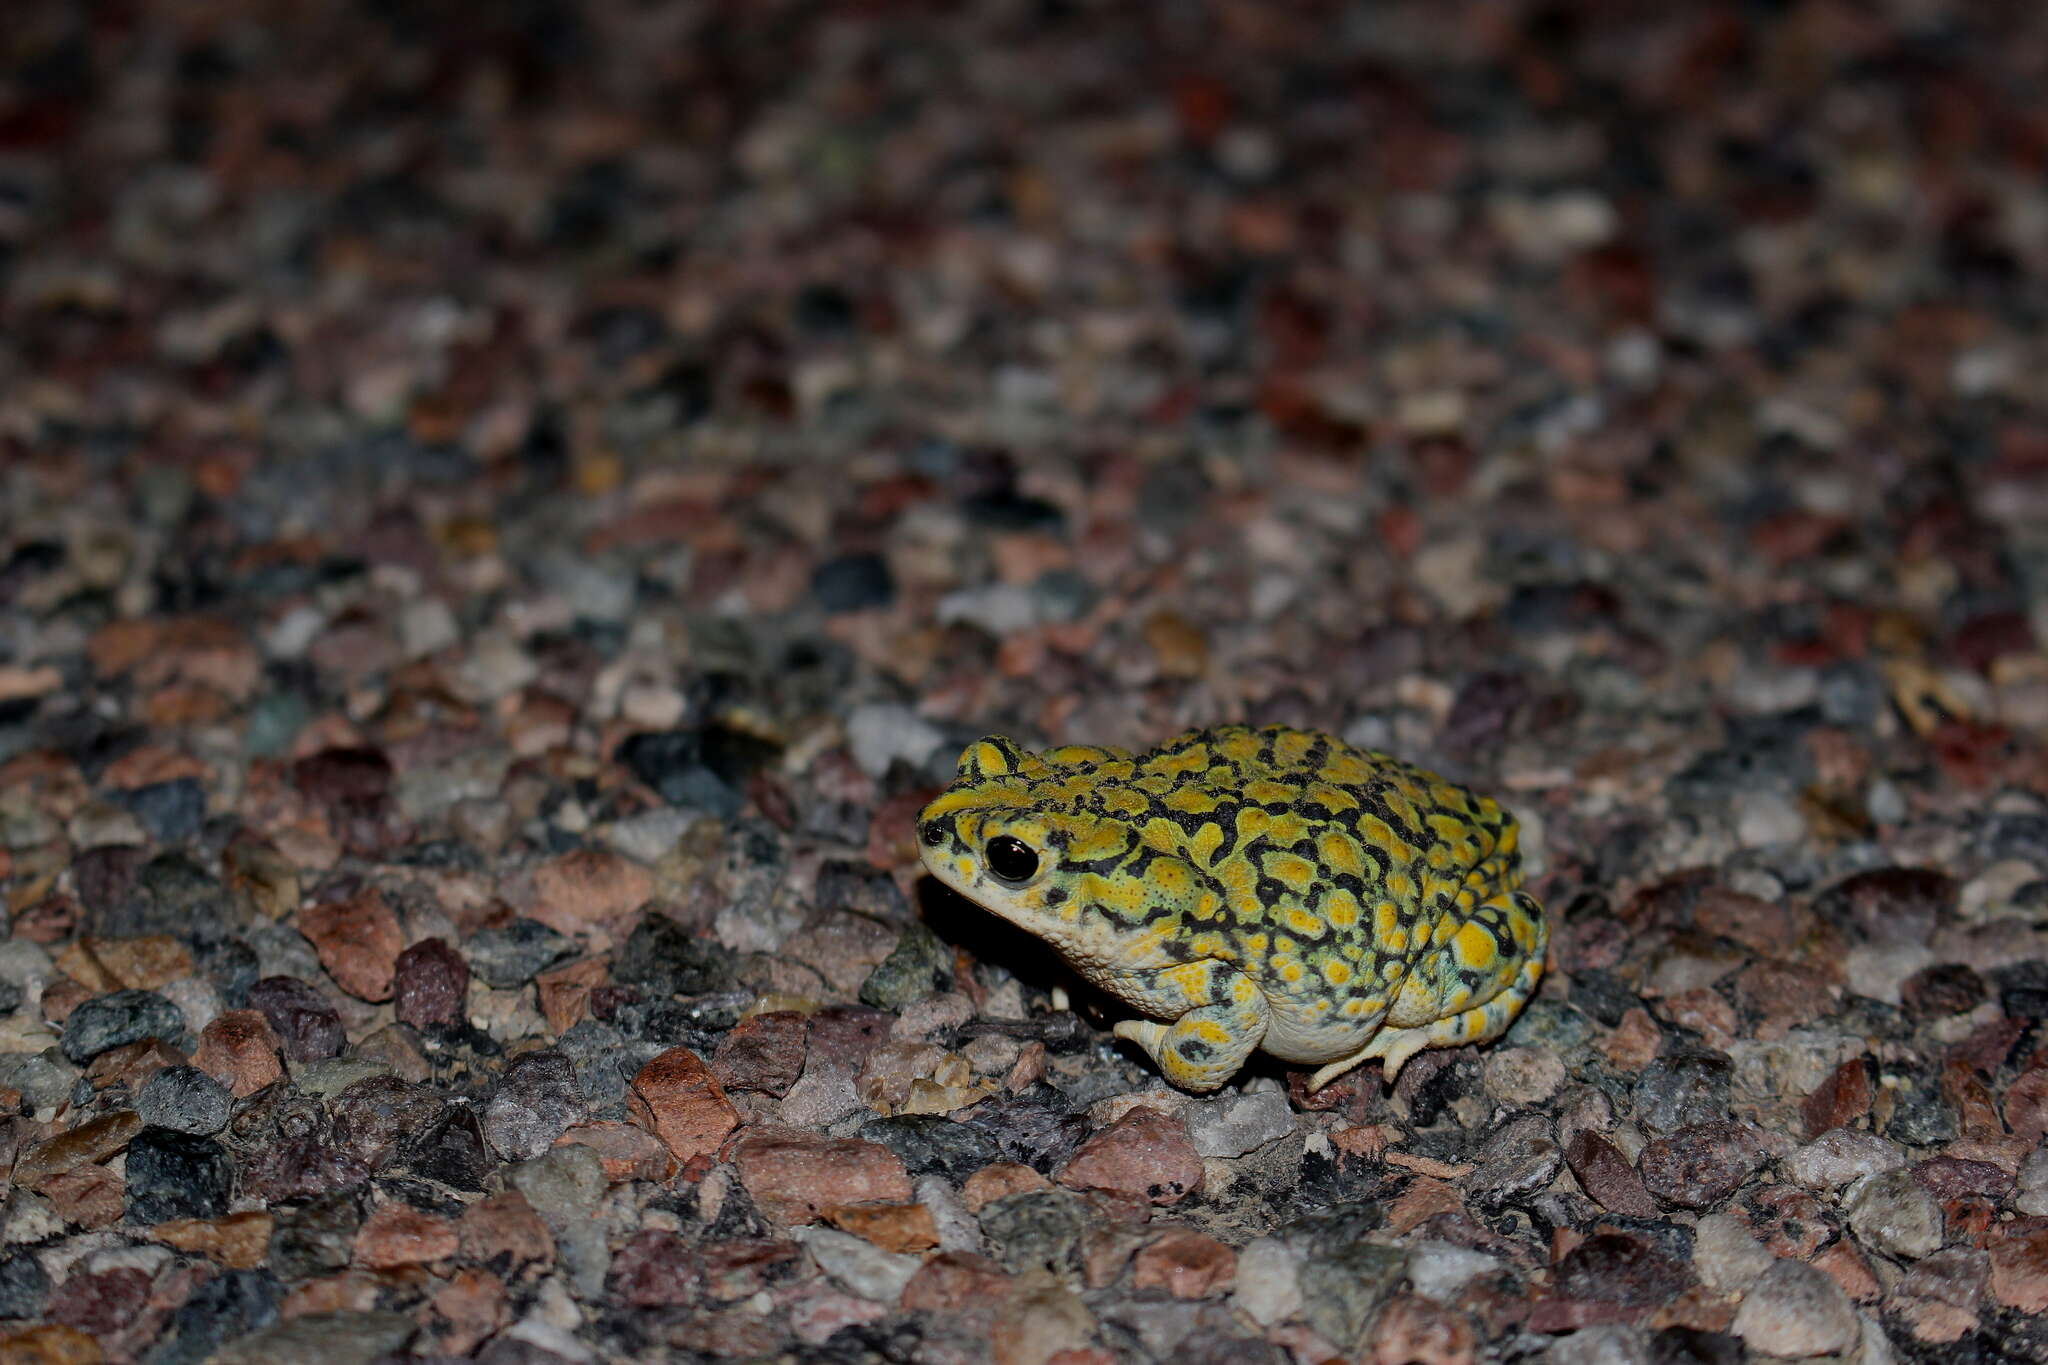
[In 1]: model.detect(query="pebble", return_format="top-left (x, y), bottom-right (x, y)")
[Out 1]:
top-left (1466, 1114), bottom-right (1563, 1208)
top-left (1637, 1121), bottom-right (1767, 1210)
top-left (793, 1225), bottom-right (923, 1302)
top-left (1990, 1223), bottom-right (2048, 1312)
top-left (709, 1011), bottom-right (809, 1096)
top-left (1631, 1049), bottom-right (1732, 1134)
top-left (611, 913), bottom-right (734, 997)
top-left (1185, 1089), bottom-right (1296, 1159)
top-left (58, 989), bottom-right (183, 1064)
top-left (845, 703), bottom-right (946, 780)
top-left (244, 976), bottom-right (344, 1062)
top-left (484, 1049), bottom-right (585, 1162)
top-left (353, 1201), bottom-right (459, 1269)
top-left (393, 938), bottom-right (469, 1030)
top-left (1131, 1227), bottom-right (1235, 1298)
top-left (124, 1128), bottom-right (233, 1224)
top-left (859, 1113), bottom-right (1002, 1182)
top-left (1787, 1128), bottom-right (1905, 1190)
top-left (735, 1130), bottom-right (914, 1226)
top-left (1846, 1168), bottom-right (1944, 1260)
top-left (530, 848), bottom-right (655, 931)
top-left (206, 1310), bottom-right (415, 1365)
top-left (135, 1064), bottom-right (232, 1135)
top-left (1730, 1259), bottom-right (1860, 1358)
top-left (811, 553), bottom-right (895, 613)
top-left (465, 919), bottom-right (576, 989)
top-left (1563, 1130), bottom-right (1657, 1219)
top-left (191, 1009), bottom-right (287, 1096)
top-left (626, 1047), bottom-right (739, 1163)
top-left (0, 1250), bottom-right (51, 1319)
top-left (1058, 1106), bottom-right (1204, 1206)
top-left (1692, 1212), bottom-right (1774, 1293)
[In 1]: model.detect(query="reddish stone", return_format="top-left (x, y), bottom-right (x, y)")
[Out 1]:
top-left (535, 955), bottom-right (609, 1035)
top-left (354, 1202), bottom-right (458, 1269)
top-left (298, 889), bottom-right (403, 1001)
top-left (1368, 1293), bottom-right (1477, 1365)
top-left (1058, 1106), bottom-right (1203, 1206)
top-left (46, 1267), bottom-right (149, 1338)
top-left (40, 1165), bottom-right (123, 1228)
top-left (191, 1009), bottom-right (286, 1095)
top-left (430, 1266), bottom-right (508, 1356)
top-left (2005, 1065), bottom-right (2048, 1144)
top-left (627, 1047), bottom-right (739, 1164)
top-left (901, 1251), bottom-right (1015, 1312)
top-left (962, 1163), bottom-right (1052, 1213)
top-left (555, 1120), bottom-right (678, 1184)
top-left (457, 1192), bottom-right (554, 1279)
top-left (711, 1011), bottom-right (810, 1097)
top-left (393, 937), bottom-right (468, 1029)
top-left (1990, 1223), bottom-right (2048, 1312)
top-left (531, 847), bottom-right (654, 932)
top-left (1563, 1130), bottom-right (1656, 1219)
top-left (733, 1129), bottom-right (914, 1225)
top-left (13, 1111), bottom-right (142, 1189)
top-left (1130, 1227), bottom-right (1235, 1298)
top-left (823, 1202), bottom-right (940, 1254)
top-left (1743, 1185), bottom-right (1838, 1259)
top-left (1802, 1058), bottom-right (1873, 1140)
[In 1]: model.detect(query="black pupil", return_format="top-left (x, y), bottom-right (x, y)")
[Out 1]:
top-left (985, 836), bottom-right (1038, 882)
top-left (921, 821), bottom-right (947, 847)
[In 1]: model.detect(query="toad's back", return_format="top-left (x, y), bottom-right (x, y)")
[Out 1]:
top-left (918, 724), bottom-right (1548, 1092)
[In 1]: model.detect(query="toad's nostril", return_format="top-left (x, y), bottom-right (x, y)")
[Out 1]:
top-left (920, 821), bottom-right (948, 847)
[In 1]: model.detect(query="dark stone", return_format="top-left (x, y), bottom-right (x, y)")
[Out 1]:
top-left (59, 988), bottom-right (184, 1063)
top-left (0, 1249), bottom-right (50, 1319)
top-left (0, 978), bottom-right (22, 1016)
top-left (555, 1019), bottom-right (636, 1110)
top-left (612, 913), bottom-right (735, 998)
top-left (1570, 968), bottom-right (1641, 1027)
top-left (814, 860), bottom-right (911, 923)
top-left (117, 778), bottom-right (207, 844)
top-left (1632, 1047), bottom-right (1733, 1134)
top-left (1902, 963), bottom-right (1986, 1018)
top-left (125, 1128), bottom-right (233, 1223)
top-left (1990, 960), bottom-right (2048, 1020)
top-left (1465, 1114), bottom-right (1562, 1208)
top-left (191, 935), bottom-right (259, 1008)
top-left (1289, 1210), bottom-right (1409, 1350)
top-left (141, 1269), bottom-right (280, 1365)
top-left (393, 937), bottom-right (468, 1029)
top-left (329, 1075), bottom-right (446, 1172)
top-left (1811, 867), bottom-right (1952, 945)
top-left (397, 1106), bottom-right (494, 1192)
top-left (954, 1085), bottom-right (1089, 1174)
top-left (1553, 1231), bottom-right (1694, 1306)
top-left (267, 1190), bottom-right (364, 1282)
top-left (1650, 1326), bottom-right (1745, 1365)
top-left (465, 918), bottom-right (576, 988)
top-left (1637, 1121), bottom-right (1767, 1210)
top-left (483, 1049), bottom-right (583, 1162)
top-left (858, 922), bottom-right (950, 1010)
top-left (978, 1188), bottom-right (1088, 1276)
top-left (792, 282), bottom-right (857, 337)
top-left (810, 553), bottom-right (894, 613)
top-left (136, 1064), bottom-right (232, 1135)
top-left (246, 975), bottom-right (344, 1061)
top-left (858, 1114), bottom-right (1002, 1182)
top-left (616, 729), bottom-right (744, 817)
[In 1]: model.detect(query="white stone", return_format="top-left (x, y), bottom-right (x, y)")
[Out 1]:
top-left (1231, 1237), bottom-right (1303, 1327)
top-left (794, 1226), bottom-right (923, 1302)
top-left (1693, 1212), bottom-right (1773, 1292)
top-left (845, 703), bottom-right (945, 780)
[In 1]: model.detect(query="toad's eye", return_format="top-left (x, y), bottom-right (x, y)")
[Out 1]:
top-left (920, 821), bottom-right (948, 847)
top-left (984, 835), bottom-right (1040, 883)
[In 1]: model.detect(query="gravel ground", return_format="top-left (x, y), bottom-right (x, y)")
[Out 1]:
top-left (4, 1), bottom-right (2048, 1362)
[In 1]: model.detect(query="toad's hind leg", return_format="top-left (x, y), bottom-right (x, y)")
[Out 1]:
top-left (1112, 960), bottom-right (1269, 1093)
top-left (1308, 889), bottom-right (1548, 1092)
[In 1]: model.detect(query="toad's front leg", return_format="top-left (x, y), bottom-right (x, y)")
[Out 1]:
top-left (1111, 959), bottom-right (1269, 1093)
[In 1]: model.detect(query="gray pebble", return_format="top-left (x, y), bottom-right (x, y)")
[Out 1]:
top-left (136, 1064), bottom-right (232, 1135)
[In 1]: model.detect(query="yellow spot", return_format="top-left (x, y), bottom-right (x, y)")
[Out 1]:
top-left (1190, 932), bottom-right (1225, 957)
top-left (1068, 823), bottom-right (1129, 863)
top-left (1267, 853), bottom-right (1317, 896)
top-left (1192, 891), bottom-right (1223, 923)
top-left (1265, 813), bottom-right (1309, 846)
top-left (1327, 891), bottom-right (1360, 929)
top-left (1322, 753), bottom-right (1371, 784)
top-left (1319, 832), bottom-right (1364, 879)
top-left (1163, 786), bottom-right (1221, 815)
top-left (1278, 960), bottom-right (1304, 984)
top-left (1341, 999), bottom-right (1364, 1015)
top-left (1218, 732), bottom-right (1262, 763)
top-left (1140, 818), bottom-right (1181, 856)
top-left (1101, 788), bottom-right (1148, 817)
top-left (1231, 976), bottom-right (1257, 1003)
top-left (1191, 1018), bottom-right (1231, 1046)
top-left (963, 740), bottom-right (1015, 776)
top-left (1146, 744), bottom-right (1211, 777)
top-left (1375, 901), bottom-right (1400, 941)
top-left (1323, 960), bottom-right (1353, 986)
top-left (1380, 960), bottom-right (1402, 981)
top-left (1245, 778), bottom-right (1299, 807)
top-left (1361, 996), bottom-right (1384, 1015)
top-left (1244, 933), bottom-right (1268, 955)
top-left (1273, 729), bottom-right (1316, 767)
top-left (1455, 888), bottom-right (1477, 911)
top-left (1236, 808), bottom-right (1272, 843)
top-left (1385, 871), bottom-right (1416, 905)
top-left (1286, 907), bottom-right (1323, 937)
top-left (1434, 916), bottom-right (1458, 946)
top-left (1454, 922), bottom-right (1498, 971)
top-left (1466, 1011), bottom-right (1487, 1039)
top-left (1188, 823), bottom-right (1224, 868)
top-left (1384, 927), bottom-right (1408, 954)
top-left (1162, 962), bottom-right (1212, 1001)
top-left (1306, 782), bottom-right (1358, 814)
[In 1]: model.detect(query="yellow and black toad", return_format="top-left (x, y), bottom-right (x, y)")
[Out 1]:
top-left (918, 724), bottom-right (1547, 1093)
